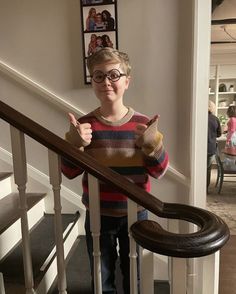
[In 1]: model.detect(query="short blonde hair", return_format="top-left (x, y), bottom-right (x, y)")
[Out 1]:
top-left (87, 47), bottom-right (131, 76)
top-left (208, 100), bottom-right (216, 114)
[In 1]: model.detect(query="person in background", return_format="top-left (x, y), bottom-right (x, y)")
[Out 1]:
top-left (224, 105), bottom-right (236, 156)
top-left (61, 47), bottom-right (169, 293)
top-left (207, 100), bottom-right (221, 193)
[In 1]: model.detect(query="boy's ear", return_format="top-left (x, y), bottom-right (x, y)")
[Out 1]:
top-left (125, 76), bottom-right (131, 89)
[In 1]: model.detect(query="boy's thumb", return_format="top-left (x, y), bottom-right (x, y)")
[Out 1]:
top-left (68, 113), bottom-right (78, 127)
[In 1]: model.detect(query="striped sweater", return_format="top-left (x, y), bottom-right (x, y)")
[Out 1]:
top-left (61, 107), bottom-right (169, 216)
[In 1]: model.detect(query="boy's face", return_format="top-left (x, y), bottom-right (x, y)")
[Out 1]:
top-left (91, 62), bottom-right (130, 105)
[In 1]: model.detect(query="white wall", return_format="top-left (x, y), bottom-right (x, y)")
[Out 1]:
top-left (0, 0), bottom-right (192, 198)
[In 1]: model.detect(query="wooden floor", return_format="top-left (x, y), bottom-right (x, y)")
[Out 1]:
top-left (219, 235), bottom-right (236, 294)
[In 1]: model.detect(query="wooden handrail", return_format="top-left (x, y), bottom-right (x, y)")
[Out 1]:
top-left (0, 100), bottom-right (230, 257)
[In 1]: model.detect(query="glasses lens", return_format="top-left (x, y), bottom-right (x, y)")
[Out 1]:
top-left (92, 71), bottom-right (105, 83)
top-left (108, 69), bottom-right (120, 82)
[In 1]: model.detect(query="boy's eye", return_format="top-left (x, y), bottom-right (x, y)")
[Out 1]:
top-left (109, 70), bottom-right (120, 80)
top-left (93, 71), bottom-right (104, 82)
top-left (91, 69), bottom-right (127, 83)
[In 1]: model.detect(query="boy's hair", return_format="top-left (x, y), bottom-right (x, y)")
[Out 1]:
top-left (87, 47), bottom-right (131, 76)
top-left (227, 105), bottom-right (236, 118)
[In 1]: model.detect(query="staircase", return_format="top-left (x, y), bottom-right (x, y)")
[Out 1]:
top-left (0, 169), bottom-right (171, 294)
top-left (0, 168), bottom-right (83, 294)
top-left (0, 101), bottom-right (230, 294)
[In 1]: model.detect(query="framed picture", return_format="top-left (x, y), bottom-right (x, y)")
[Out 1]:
top-left (80, 0), bottom-right (118, 84)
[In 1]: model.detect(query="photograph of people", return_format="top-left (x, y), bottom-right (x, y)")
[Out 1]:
top-left (82, 0), bottom-right (115, 6)
top-left (94, 12), bottom-right (106, 31)
top-left (94, 36), bottom-right (104, 52)
top-left (85, 7), bottom-right (96, 31)
top-left (101, 9), bottom-right (115, 30)
top-left (87, 33), bottom-right (98, 56)
top-left (101, 34), bottom-right (113, 48)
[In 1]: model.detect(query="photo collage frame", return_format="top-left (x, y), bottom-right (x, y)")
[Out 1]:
top-left (80, 0), bottom-right (118, 84)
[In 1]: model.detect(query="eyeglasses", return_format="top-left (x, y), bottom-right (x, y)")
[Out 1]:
top-left (91, 69), bottom-right (127, 83)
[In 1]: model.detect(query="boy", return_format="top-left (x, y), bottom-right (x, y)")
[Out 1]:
top-left (61, 47), bottom-right (169, 294)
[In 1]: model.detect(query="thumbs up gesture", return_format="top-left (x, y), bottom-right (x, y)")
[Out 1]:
top-left (65, 113), bottom-right (92, 147)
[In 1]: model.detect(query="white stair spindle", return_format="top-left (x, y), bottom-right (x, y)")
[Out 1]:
top-left (170, 257), bottom-right (187, 294)
top-left (10, 126), bottom-right (35, 294)
top-left (140, 249), bottom-right (154, 294)
top-left (88, 174), bottom-right (102, 294)
top-left (0, 273), bottom-right (6, 294)
top-left (202, 252), bottom-right (220, 294)
top-left (48, 150), bottom-right (67, 294)
top-left (128, 199), bottom-right (138, 294)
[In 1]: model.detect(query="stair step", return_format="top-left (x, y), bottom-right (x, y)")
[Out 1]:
top-left (0, 192), bottom-right (46, 234)
top-left (0, 213), bottom-right (80, 293)
top-left (48, 236), bottom-right (91, 294)
top-left (0, 172), bottom-right (13, 200)
top-left (49, 237), bottom-right (170, 294)
top-left (154, 280), bottom-right (170, 294)
top-left (0, 172), bottom-right (12, 181)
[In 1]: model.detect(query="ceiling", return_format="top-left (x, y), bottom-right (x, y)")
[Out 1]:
top-left (211, 0), bottom-right (236, 53)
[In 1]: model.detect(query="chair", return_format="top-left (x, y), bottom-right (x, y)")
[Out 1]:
top-left (215, 148), bottom-right (236, 194)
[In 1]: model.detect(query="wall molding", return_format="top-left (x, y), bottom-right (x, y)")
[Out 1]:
top-left (0, 60), bottom-right (85, 116)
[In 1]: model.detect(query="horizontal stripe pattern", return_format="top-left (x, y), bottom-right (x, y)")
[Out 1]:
top-left (61, 108), bottom-right (169, 215)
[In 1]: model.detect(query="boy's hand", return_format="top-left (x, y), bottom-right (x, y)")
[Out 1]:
top-left (135, 115), bottom-right (160, 146)
top-left (135, 115), bottom-right (163, 157)
top-left (66, 113), bottom-right (92, 147)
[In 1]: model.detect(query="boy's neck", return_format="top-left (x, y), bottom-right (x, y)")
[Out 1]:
top-left (99, 104), bottom-right (129, 122)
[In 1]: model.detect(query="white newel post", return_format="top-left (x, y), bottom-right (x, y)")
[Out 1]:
top-left (10, 126), bottom-right (35, 294)
top-left (48, 150), bottom-right (67, 294)
top-left (88, 174), bottom-right (102, 294)
top-left (128, 199), bottom-right (138, 294)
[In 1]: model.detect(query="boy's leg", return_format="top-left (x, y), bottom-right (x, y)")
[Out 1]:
top-left (85, 211), bottom-right (118, 294)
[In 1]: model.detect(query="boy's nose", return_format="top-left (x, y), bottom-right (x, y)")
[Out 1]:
top-left (103, 76), bottom-right (112, 85)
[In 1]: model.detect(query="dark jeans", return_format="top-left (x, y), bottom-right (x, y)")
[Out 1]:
top-left (85, 210), bottom-right (148, 294)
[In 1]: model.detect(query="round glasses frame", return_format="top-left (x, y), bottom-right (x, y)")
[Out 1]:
top-left (91, 69), bottom-right (127, 83)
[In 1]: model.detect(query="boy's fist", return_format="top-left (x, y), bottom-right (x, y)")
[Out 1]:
top-left (68, 113), bottom-right (92, 145)
top-left (135, 115), bottom-right (163, 157)
top-left (66, 113), bottom-right (92, 147)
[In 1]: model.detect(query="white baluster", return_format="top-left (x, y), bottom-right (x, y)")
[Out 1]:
top-left (128, 199), bottom-right (138, 294)
top-left (169, 257), bottom-right (187, 294)
top-left (0, 272), bottom-right (6, 294)
top-left (10, 126), bottom-right (35, 294)
top-left (48, 150), bottom-right (67, 294)
top-left (88, 174), bottom-right (102, 294)
top-left (202, 252), bottom-right (220, 294)
top-left (140, 249), bottom-right (154, 294)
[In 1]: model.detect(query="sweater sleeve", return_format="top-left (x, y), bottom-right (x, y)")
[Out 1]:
top-left (143, 147), bottom-right (169, 179)
top-left (61, 120), bottom-right (88, 179)
top-left (61, 157), bottom-right (84, 179)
